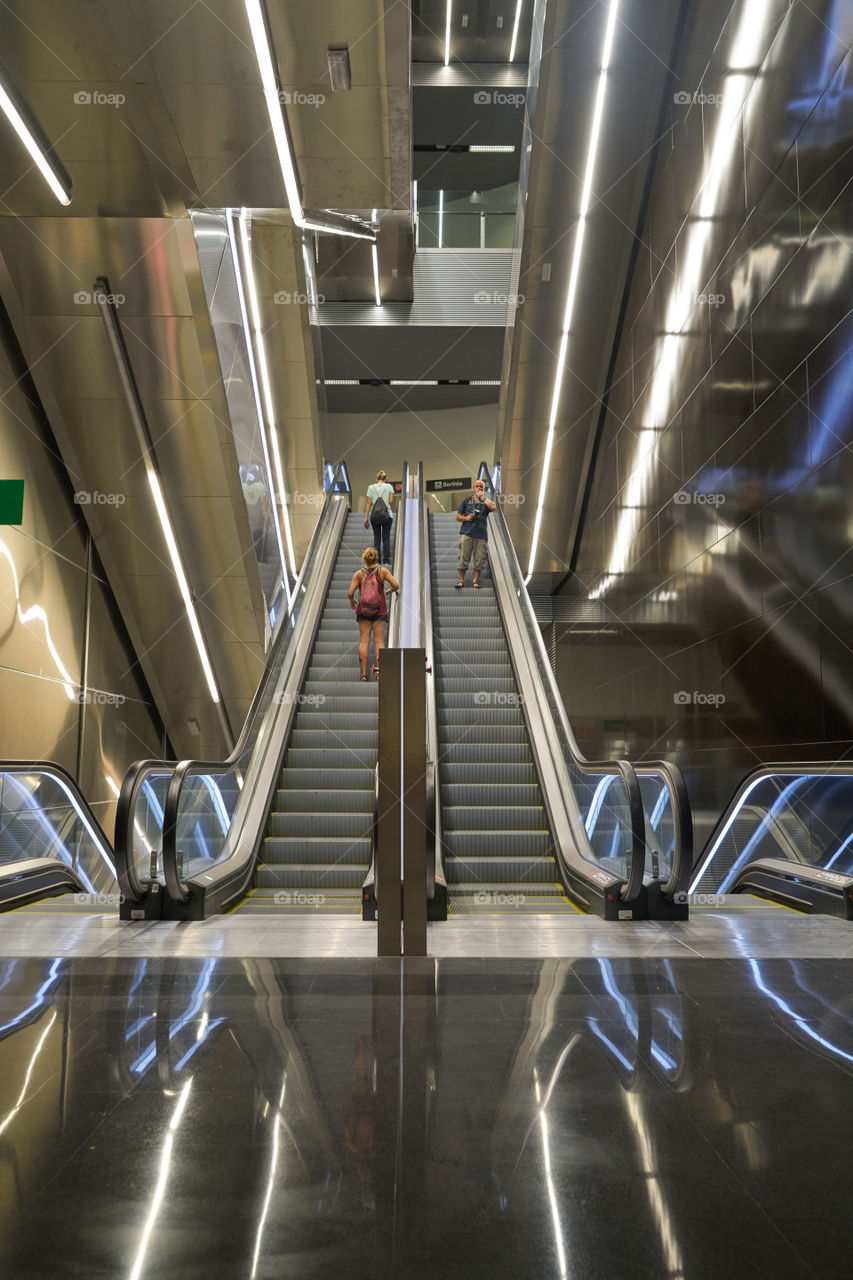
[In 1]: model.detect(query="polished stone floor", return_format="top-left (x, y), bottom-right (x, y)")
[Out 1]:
top-left (3, 900), bottom-right (853, 958)
top-left (2, 950), bottom-right (853, 1277)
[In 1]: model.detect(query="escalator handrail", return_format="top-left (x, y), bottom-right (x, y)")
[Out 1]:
top-left (385, 464), bottom-right (407, 650)
top-left (634, 760), bottom-right (692, 898)
top-left (691, 761), bottom-right (853, 888)
top-left (479, 461), bottom-right (691, 900)
top-left (160, 468), bottom-right (351, 904)
top-left (114, 757), bottom-right (174, 902)
top-left (477, 462), bottom-right (647, 903)
top-left (419, 464), bottom-right (446, 903)
top-left (0, 760), bottom-right (117, 892)
top-left (116, 466), bottom-right (351, 901)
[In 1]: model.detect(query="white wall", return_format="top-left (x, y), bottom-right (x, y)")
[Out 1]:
top-left (322, 403), bottom-right (499, 509)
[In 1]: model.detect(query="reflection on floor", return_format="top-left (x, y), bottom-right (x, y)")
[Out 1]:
top-left (1, 953), bottom-right (852, 1277)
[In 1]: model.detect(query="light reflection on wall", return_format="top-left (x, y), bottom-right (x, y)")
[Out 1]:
top-left (591, 0), bottom-right (777, 599)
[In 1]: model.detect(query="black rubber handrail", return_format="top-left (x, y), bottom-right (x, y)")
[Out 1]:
top-left (160, 461), bottom-right (352, 905)
top-left (0, 760), bottom-right (117, 905)
top-left (0, 759), bottom-right (115, 857)
top-left (114, 757), bottom-right (171, 904)
top-left (692, 762), bottom-right (853, 883)
top-left (635, 759), bottom-right (692, 899)
top-left (478, 462), bottom-right (651, 905)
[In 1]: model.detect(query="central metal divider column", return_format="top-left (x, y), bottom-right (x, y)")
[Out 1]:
top-left (375, 466), bottom-right (428, 956)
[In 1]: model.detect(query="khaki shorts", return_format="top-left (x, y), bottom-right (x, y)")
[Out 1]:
top-left (458, 535), bottom-right (487, 571)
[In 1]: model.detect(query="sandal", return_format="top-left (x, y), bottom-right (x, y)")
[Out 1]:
top-left (473, 582), bottom-right (481, 588)
top-left (455, 581), bottom-right (463, 589)
top-left (360, 674), bottom-right (368, 682)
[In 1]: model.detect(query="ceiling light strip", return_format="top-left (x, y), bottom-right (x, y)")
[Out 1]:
top-left (509, 0), bottom-right (524, 63)
top-left (445, 1), bottom-right (453, 66)
top-left (0, 79), bottom-right (71, 205)
top-left (371, 209), bottom-right (382, 307)
top-left (94, 283), bottom-right (225, 714)
top-left (526, 0), bottom-right (620, 581)
top-left (469, 144), bottom-right (516, 153)
top-left (243, 0), bottom-right (374, 242)
top-left (226, 210), bottom-right (293, 591)
top-left (438, 190), bottom-right (444, 248)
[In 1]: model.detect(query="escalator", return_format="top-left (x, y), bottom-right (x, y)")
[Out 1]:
top-left (0, 765), bottom-right (121, 913)
top-left (690, 766), bottom-right (853, 917)
top-left (124, 464), bottom-right (403, 920)
top-left (429, 513), bottom-right (575, 913)
top-left (235, 512), bottom-right (384, 914)
top-left (426, 466), bottom-right (692, 920)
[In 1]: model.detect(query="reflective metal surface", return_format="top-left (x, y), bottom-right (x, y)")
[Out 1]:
top-left (3, 953), bottom-right (853, 1276)
top-left (507, 0), bottom-right (853, 823)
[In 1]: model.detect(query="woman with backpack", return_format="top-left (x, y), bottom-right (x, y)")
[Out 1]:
top-left (347, 548), bottom-right (399, 680)
top-left (364, 470), bottom-right (395, 565)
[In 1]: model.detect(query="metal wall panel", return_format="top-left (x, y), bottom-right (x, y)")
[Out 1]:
top-left (553, 0), bottom-right (853, 819)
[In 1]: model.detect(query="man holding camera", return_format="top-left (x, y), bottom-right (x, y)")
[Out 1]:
top-left (455, 480), bottom-right (496, 588)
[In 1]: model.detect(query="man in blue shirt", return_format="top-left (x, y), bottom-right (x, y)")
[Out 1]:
top-left (455, 480), bottom-right (496, 588)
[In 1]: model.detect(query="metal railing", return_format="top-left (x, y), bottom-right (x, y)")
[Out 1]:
top-left (0, 762), bottom-right (117, 909)
top-left (691, 763), bottom-right (853, 917)
top-left (417, 464), bottom-right (447, 917)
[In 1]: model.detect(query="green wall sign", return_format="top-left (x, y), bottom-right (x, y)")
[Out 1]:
top-left (0, 480), bottom-right (24, 525)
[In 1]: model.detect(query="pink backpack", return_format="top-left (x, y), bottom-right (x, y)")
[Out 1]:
top-left (359, 567), bottom-right (383, 618)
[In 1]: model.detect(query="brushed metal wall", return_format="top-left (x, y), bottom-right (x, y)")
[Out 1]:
top-left (0, 323), bottom-right (164, 843)
top-left (554, 0), bottom-right (853, 827)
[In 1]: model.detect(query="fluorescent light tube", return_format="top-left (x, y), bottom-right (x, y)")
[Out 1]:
top-left (509, 0), bottom-right (524, 63)
top-left (0, 79), bottom-right (71, 205)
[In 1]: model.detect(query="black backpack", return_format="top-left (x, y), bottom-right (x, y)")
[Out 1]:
top-left (371, 494), bottom-right (391, 525)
